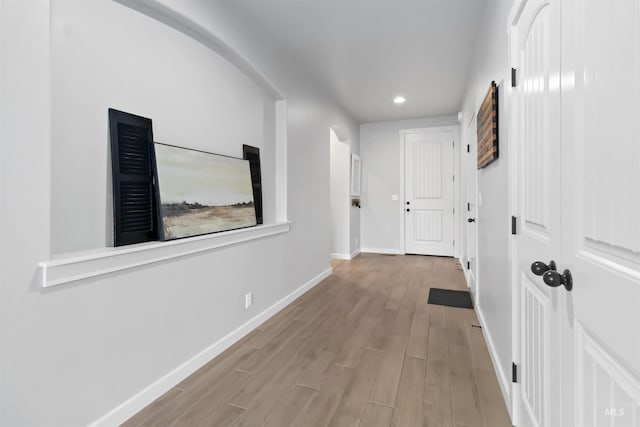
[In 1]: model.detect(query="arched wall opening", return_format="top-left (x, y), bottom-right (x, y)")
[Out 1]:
top-left (330, 128), bottom-right (351, 259)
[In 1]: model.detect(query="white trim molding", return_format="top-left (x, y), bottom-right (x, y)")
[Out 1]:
top-left (330, 249), bottom-right (362, 261)
top-left (39, 222), bottom-right (291, 288)
top-left (88, 266), bottom-right (332, 427)
top-left (476, 304), bottom-right (512, 417)
top-left (361, 248), bottom-right (403, 255)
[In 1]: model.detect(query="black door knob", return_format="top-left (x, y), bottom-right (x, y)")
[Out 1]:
top-left (543, 269), bottom-right (573, 291)
top-left (406, 208), bottom-right (410, 212)
top-left (531, 260), bottom-right (557, 276)
top-left (406, 201), bottom-right (410, 205)
top-left (467, 218), bottom-right (476, 223)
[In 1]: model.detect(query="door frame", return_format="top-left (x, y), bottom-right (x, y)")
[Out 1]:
top-left (465, 112), bottom-right (480, 303)
top-left (329, 128), bottom-right (352, 260)
top-left (507, 0), bottom-right (538, 422)
top-left (508, 2), bottom-right (521, 420)
top-left (398, 125), bottom-right (460, 257)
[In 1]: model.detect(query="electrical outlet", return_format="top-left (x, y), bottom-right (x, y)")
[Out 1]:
top-left (245, 292), bottom-right (253, 309)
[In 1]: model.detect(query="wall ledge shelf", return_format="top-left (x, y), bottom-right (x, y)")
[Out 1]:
top-left (39, 222), bottom-right (292, 288)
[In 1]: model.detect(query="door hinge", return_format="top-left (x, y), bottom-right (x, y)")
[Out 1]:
top-left (453, 208), bottom-right (455, 215)
top-left (453, 175), bottom-right (455, 182)
top-left (467, 261), bottom-right (470, 270)
top-left (467, 144), bottom-right (470, 153)
top-left (453, 240), bottom-right (455, 246)
top-left (452, 140), bottom-right (455, 148)
top-left (467, 202), bottom-right (471, 211)
top-left (511, 216), bottom-right (517, 235)
top-left (512, 362), bottom-right (518, 383)
top-left (511, 68), bottom-right (517, 87)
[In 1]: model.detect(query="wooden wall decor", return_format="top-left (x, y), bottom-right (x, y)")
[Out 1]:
top-left (477, 81), bottom-right (499, 169)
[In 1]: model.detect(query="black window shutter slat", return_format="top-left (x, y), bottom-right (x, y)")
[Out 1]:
top-left (243, 144), bottom-right (263, 224)
top-left (109, 109), bottom-right (157, 246)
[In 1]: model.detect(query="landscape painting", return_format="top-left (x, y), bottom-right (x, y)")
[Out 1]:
top-left (153, 143), bottom-right (257, 240)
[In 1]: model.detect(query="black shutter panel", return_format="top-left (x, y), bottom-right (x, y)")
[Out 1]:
top-left (109, 109), bottom-right (157, 246)
top-left (243, 144), bottom-right (263, 224)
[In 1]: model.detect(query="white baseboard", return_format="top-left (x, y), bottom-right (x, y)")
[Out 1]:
top-left (360, 247), bottom-right (403, 255)
top-left (330, 249), bottom-right (361, 260)
top-left (89, 267), bottom-right (333, 427)
top-left (475, 304), bottom-right (512, 418)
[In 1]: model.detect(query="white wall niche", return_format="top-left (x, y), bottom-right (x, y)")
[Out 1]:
top-left (49, 0), bottom-right (288, 255)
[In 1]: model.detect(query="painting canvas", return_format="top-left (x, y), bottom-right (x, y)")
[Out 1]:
top-left (153, 143), bottom-right (257, 240)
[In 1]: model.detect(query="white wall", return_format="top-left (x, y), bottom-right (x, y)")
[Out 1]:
top-left (0, 1), bottom-right (359, 426)
top-left (330, 129), bottom-right (350, 258)
top-left (458, 0), bottom-right (514, 408)
top-left (50, 0), bottom-right (272, 254)
top-left (360, 116), bottom-right (458, 253)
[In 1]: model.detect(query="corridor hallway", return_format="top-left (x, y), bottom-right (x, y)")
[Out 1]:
top-left (123, 254), bottom-right (511, 426)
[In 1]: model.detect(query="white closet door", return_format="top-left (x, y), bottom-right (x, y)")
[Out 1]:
top-left (560, 0), bottom-right (640, 425)
top-left (511, 0), bottom-right (564, 425)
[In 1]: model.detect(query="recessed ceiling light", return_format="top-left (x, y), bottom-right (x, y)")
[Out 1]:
top-left (393, 96), bottom-right (406, 104)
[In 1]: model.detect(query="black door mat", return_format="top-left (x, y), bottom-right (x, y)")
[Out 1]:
top-left (428, 288), bottom-right (473, 309)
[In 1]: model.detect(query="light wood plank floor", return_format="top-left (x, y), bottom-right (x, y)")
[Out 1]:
top-left (122, 254), bottom-right (512, 427)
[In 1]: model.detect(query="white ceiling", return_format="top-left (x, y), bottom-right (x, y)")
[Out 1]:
top-left (222, 0), bottom-right (487, 123)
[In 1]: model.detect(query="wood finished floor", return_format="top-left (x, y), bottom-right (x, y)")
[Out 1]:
top-left (122, 254), bottom-right (511, 427)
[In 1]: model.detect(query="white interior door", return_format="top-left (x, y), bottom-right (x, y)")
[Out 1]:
top-left (560, 0), bottom-right (640, 425)
top-left (511, 0), bottom-right (564, 425)
top-left (466, 114), bottom-right (478, 297)
top-left (512, 0), bottom-right (640, 425)
top-left (404, 130), bottom-right (454, 256)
